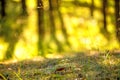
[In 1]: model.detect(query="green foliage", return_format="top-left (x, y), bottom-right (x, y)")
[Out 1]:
top-left (0, 0), bottom-right (119, 60)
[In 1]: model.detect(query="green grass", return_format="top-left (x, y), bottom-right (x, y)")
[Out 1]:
top-left (0, 51), bottom-right (120, 80)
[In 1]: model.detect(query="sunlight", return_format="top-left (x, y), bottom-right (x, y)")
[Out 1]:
top-left (12, 0), bottom-right (20, 2)
top-left (13, 0), bottom-right (38, 60)
top-left (26, 0), bottom-right (36, 9)
top-left (14, 38), bottom-right (38, 60)
top-left (56, 31), bottom-right (65, 42)
top-left (94, 0), bottom-right (102, 8)
top-left (108, 39), bottom-right (120, 50)
top-left (94, 10), bottom-right (103, 20)
top-left (77, 7), bottom-right (90, 18)
top-left (14, 40), bottom-right (29, 59)
top-left (71, 17), bottom-right (80, 27)
top-left (63, 15), bottom-right (74, 35)
top-left (0, 0), bottom-right (120, 79)
top-left (68, 36), bottom-right (79, 50)
top-left (0, 0), bottom-right (119, 61)
top-left (80, 38), bottom-right (91, 49)
top-left (107, 24), bottom-right (116, 33)
top-left (103, 58), bottom-right (118, 66)
top-left (0, 39), bottom-right (8, 60)
top-left (45, 53), bottom-right (63, 59)
top-left (49, 41), bottom-right (58, 51)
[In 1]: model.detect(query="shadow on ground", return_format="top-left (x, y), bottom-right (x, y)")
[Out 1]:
top-left (0, 51), bottom-right (120, 80)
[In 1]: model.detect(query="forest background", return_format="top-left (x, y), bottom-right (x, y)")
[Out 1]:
top-left (0, 0), bottom-right (120, 61)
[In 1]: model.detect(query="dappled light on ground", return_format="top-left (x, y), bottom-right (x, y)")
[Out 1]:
top-left (0, 52), bottom-right (120, 79)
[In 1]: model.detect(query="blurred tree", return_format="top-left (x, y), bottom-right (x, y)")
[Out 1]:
top-left (91, 0), bottom-right (94, 17)
top-left (0, 0), bottom-right (6, 18)
top-left (0, 0), bottom-right (26, 60)
top-left (21, 0), bottom-right (27, 15)
top-left (48, 0), bottom-right (64, 52)
top-left (4, 27), bottom-right (23, 60)
top-left (103, 0), bottom-right (107, 31)
top-left (115, 0), bottom-right (120, 42)
top-left (101, 0), bottom-right (110, 40)
top-left (0, 0), bottom-right (27, 17)
top-left (0, 0), bottom-right (119, 60)
top-left (57, 0), bottom-right (71, 47)
top-left (37, 0), bottom-right (45, 55)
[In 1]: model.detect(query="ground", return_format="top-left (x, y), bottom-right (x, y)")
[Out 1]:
top-left (0, 51), bottom-right (120, 80)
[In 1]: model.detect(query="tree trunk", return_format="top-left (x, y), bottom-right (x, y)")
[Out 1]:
top-left (21, 0), bottom-right (27, 15)
top-left (91, 0), bottom-right (94, 17)
top-left (37, 0), bottom-right (45, 55)
top-left (115, 0), bottom-right (120, 42)
top-left (103, 0), bottom-right (107, 31)
top-left (1, 0), bottom-right (6, 17)
top-left (49, 0), bottom-right (64, 52)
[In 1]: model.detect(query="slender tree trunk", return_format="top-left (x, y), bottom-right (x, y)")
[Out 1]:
top-left (57, 0), bottom-right (71, 47)
top-left (49, 0), bottom-right (63, 52)
top-left (37, 0), bottom-right (45, 55)
top-left (103, 0), bottom-right (107, 31)
top-left (1, 0), bottom-right (6, 17)
top-left (115, 0), bottom-right (120, 42)
top-left (21, 0), bottom-right (27, 15)
top-left (4, 25), bottom-right (24, 60)
top-left (91, 0), bottom-right (94, 17)
top-left (101, 0), bottom-right (110, 40)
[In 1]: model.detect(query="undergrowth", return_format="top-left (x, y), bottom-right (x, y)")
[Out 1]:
top-left (0, 51), bottom-right (120, 80)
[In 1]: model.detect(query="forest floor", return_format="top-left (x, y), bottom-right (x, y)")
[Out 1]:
top-left (0, 50), bottom-right (120, 80)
